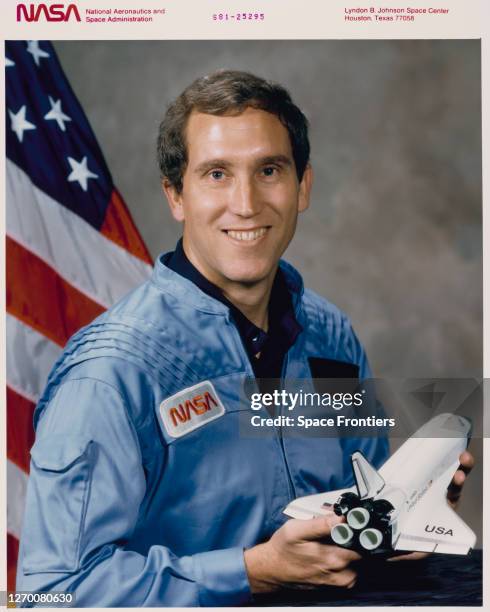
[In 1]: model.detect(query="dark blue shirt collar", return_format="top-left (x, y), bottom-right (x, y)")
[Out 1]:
top-left (167, 239), bottom-right (302, 376)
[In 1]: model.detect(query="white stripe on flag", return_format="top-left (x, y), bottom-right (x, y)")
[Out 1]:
top-left (6, 159), bottom-right (152, 309)
top-left (7, 314), bottom-right (62, 403)
top-left (7, 459), bottom-right (29, 540)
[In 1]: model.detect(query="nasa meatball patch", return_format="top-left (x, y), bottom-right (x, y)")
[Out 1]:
top-left (159, 381), bottom-right (225, 438)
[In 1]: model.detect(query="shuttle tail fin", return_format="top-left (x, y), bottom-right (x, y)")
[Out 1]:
top-left (351, 451), bottom-right (385, 499)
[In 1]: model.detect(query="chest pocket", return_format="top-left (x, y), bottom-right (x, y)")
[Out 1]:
top-left (22, 434), bottom-right (93, 574)
top-left (308, 357), bottom-right (360, 379)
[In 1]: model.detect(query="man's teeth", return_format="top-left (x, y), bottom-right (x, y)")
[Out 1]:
top-left (227, 228), bottom-right (267, 241)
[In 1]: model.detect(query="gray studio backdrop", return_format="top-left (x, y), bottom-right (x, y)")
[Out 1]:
top-left (54, 40), bottom-right (482, 543)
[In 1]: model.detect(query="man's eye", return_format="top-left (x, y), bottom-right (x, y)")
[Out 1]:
top-left (210, 170), bottom-right (224, 180)
top-left (262, 166), bottom-right (277, 177)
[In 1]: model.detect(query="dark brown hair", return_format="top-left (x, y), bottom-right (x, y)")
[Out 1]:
top-left (157, 70), bottom-right (310, 193)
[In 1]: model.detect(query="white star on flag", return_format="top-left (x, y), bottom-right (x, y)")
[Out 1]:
top-left (9, 106), bottom-right (36, 142)
top-left (5, 56), bottom-right (15, 67)
top-left (44, 97), bottom-right (72, 131)
top-left (67, 156), bottom-right (99, 191)
top-left (26, 41), bottom-right (50, 66)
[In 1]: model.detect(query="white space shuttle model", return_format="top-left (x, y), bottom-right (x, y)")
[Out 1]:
top-left (284, 413), bottom-right (476, 555)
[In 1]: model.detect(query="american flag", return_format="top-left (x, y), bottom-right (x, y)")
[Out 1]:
top-left (5, 40), bottom-right (153, 590)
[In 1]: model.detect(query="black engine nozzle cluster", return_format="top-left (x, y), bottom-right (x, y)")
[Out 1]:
top-left (331, 492), bottom-right (394, 553)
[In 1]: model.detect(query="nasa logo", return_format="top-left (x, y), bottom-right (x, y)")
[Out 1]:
top-left (169, 391), bottom-right (218, 426)
top-left (425, 525), bottom-right (454, 536)
top-left (16, 3), bottom-right (81, 22)
top-left (159, 381), bottom-right (225, 438)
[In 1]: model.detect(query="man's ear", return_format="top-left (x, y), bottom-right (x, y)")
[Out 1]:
top-left (298, 164), bottom-right (313, 213)
top-left (162, 179), bottom-right (185, 222)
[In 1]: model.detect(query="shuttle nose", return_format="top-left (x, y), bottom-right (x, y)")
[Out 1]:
top-left (438, 413), bottom-right (472, 437)
top-left (458, 415), bottom-right (473, 438)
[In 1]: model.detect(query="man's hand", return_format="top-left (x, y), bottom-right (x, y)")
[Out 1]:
top-left (447, 450), bottom-right (474, 508)
top-left (244, 514), bottom-right (361, 594)
top-left (388, 450), bottom-right (475, 562)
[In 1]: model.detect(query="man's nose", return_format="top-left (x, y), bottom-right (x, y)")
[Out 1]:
top-left (228, 176), bottom-right (262, 217)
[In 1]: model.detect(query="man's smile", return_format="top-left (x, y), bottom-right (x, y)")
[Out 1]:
top-left (223, 227), bottom-right (270, 242)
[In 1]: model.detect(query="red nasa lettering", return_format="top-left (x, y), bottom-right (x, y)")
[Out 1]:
top-left (17, 3), bottom-right (81, 22)
top-left (169, 391), bottom-right (219, 427)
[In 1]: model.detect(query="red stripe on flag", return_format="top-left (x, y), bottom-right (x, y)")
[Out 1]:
top-left (7, 386), bottom-right (35, 474)
top-left (100, 189), bottom-right (153, 264)
top-left (6, 236), bottom-right (105, 347)
top-left (8, 533), bottom-right (19, 592)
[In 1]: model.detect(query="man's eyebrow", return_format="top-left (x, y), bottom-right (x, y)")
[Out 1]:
top-left (259, 155), bottom-right (293, 167)
top-left (194, 159), bottom-right (231, 174)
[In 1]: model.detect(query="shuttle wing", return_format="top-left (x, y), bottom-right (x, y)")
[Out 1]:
top-left (394, 462), bottom-right (476, 555)
top-left (395, 502), bottom-right (476, 554)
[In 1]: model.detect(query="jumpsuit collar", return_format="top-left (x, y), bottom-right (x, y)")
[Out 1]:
top-left (151, 242), bottom-right (305, 317)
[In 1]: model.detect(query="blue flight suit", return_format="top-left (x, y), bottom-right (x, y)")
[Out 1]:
top-left (17, 254), bottom-right (388, 606)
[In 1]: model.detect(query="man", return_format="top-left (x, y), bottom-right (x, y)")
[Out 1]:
top-left (17, 70), bottom-right (473, 605)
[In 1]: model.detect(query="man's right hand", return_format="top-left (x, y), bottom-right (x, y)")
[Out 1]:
top-left (243, 514), bottom-right (361, 594)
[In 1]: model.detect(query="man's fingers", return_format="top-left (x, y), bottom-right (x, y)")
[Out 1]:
top-left (459, 451), bottom-right (475, 473)
top-left (387, 551), bottom-right (430, 562)
top-left (293, 514), bottom-right (343, 541)
top-left (451, 470), bottom-right (466, 487)
top-left (446, 451), bottom-right (475, 505)
top-left (323, 545), bottom-right (362, 568)
top-left (327, 568), bottom-right (358, 588)
top-left (447, 466), bottom-right (469, 503)
top-left (284, 516), bottom-right (362, 563)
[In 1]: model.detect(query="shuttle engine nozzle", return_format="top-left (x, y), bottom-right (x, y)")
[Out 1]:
top-left (347, 507), bottom-right (370, 530)
top-left (359, 528), bottom-right (384, 551)
top-left (331, 524), bottom-right (354, 546)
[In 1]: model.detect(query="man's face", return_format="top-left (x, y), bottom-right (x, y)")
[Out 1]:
top-left (164, 107), bottom-right (312, 291)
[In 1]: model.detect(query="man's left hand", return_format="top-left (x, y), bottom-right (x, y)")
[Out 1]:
top-left (388, 450), bottom-right (475, 562)
top-left (446, 450), bottom-right (474, 508)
